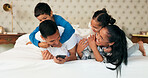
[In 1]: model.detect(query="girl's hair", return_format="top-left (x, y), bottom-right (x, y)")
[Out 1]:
top-left (105, 25), bottom-right (128, 70)
top-left (92, 8), bottom-right (116, 27)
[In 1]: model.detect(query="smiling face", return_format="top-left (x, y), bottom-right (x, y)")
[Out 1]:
top-left (95, 27), bottom-right (110, 47)
top-left (90, 18), bottom-right (103, 33)
top-left (42, 30), bottom-right (61, 47)
top-left (37, 13), bottom-right (54, 23)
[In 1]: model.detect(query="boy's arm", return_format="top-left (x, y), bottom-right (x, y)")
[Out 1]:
top-left (29, 26), bottom-right (40, 47)
top-left (55, 15), bottom-right (75, 44)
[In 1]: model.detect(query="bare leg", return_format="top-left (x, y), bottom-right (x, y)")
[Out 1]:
top-left (138, 41), bottom-right (146, 56)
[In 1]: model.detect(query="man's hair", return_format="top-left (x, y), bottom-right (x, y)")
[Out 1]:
top-left (34, 2), bottom-right (52, 17)
top-left (39, 20), bottom-right (58, 38)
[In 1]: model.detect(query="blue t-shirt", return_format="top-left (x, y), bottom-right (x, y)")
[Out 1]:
top-left (29, 14), bottom-right (75, 47)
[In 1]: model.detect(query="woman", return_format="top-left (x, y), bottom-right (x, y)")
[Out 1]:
top-left (89, 25), bottom-right (127, 69)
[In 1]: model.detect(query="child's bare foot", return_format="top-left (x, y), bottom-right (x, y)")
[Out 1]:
top-left (138, 41), bottom-right (146, 56)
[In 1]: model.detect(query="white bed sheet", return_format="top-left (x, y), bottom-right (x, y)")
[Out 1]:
top-left (0, 28), bottom-right (148, 78)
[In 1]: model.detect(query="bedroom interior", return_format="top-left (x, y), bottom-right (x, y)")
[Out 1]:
top-left (0, 0), bottom-right (148, 52)
top-left (0, 0), bottom-right (148, 78)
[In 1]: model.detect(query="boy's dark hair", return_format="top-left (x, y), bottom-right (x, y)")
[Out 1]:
top-left (39, 20), bottom-right (58, 38)
top-left (34, 2), bottom-right (52, 17)
top-left (92, 8), bottom-right (116, 27)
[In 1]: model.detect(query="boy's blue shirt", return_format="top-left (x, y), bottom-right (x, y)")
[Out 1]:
top-left (29, 14), bottom-right (75, 47)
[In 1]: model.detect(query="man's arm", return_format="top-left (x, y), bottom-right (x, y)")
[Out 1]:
top-left (41, 50), bottom-right (54, 60)
top-left (67, 45), bottom-right (77, 61)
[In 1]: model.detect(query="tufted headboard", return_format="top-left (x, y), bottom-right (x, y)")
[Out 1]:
top-left (0, 0), bottom-right (148, 38)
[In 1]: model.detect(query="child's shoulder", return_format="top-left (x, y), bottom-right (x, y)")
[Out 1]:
top-left (53, 14), bottom-right (63, 19)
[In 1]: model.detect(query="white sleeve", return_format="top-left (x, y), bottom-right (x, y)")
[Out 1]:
top-left (64, 34), bottom-right (77, 50)
top-left (35, 31), bottom-right (46, 42)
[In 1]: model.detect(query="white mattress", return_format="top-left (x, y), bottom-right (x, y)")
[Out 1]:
top-left (0, 32), bottom-right (148, 78)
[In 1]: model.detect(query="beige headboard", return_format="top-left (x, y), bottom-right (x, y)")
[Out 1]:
top-left (0, 0), bottom-right (148, 38)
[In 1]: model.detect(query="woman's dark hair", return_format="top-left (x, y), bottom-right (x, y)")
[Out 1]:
top-left (105, 25), bottom-right (128, 70)
top-left (39, 20), bottom-right (58, 38)
top-left (34, 2), bottom-right (52, 17)
top-left (92, 8), bottom-right (116, 27)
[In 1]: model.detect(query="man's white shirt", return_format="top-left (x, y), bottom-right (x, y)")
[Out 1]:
top-left (35, 26), bottom-right (77, 56)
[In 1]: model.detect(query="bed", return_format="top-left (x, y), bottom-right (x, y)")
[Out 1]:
top-left (0, 27), bottom-right (148, 78)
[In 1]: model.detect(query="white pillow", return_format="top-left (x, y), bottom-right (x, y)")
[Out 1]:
top-left (14, 34), bottom-right (30, 48)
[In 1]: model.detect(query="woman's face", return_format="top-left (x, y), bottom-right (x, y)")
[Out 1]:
top-left (95, 28), bottom-right (110, 47)
top-left (90, 18), bottom-right (103, 32)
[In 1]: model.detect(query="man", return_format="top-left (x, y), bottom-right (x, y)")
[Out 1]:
top-left (37, 20), bottom-right (77, 64)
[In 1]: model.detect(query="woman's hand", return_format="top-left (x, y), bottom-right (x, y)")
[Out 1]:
top-left (53, 56), bottom-right (68, 64)
top-left (103, 47), bottom-right (112, 53)
top-left (41, 50), bottom-right (54, 60)
top-left (88, 35), bottom-right (97, 50)
top-left (77, 38), bottom-right (88, 57)
top-left (77, 38), bottom-right (88, 53)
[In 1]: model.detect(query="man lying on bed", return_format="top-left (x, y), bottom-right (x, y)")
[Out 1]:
top-left (36, 20), bottom-right (77, 64)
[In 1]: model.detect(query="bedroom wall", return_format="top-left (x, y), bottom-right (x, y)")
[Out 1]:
top-left (0, 0), bottom-right (148, 36)
top-left (0, 0), bottom-right (148, 52)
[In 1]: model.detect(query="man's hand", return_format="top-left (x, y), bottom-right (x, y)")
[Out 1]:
top-left (26, 41), bottom-right (32, 45)
top-left (41, 50), bottom-right (54, 60)
top-left (53, 56), bottom-right (68, 64)
top-left (39, 42), bottom-right (50, 48)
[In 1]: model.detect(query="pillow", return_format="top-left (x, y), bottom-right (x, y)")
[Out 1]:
top-left (14, 34), bottom-right (30, 48)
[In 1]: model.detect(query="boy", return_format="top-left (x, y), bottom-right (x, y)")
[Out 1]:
top-left (28, 2), bottom-right (75, 48)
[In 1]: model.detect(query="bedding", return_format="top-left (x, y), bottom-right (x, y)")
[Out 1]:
top-left (0, 27), bottom-right (148, 78)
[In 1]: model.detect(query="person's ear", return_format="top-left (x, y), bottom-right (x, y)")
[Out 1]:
top-left (50, 11), bottom-right (53, 17)
top-left (108, 42), bottom-right (115, 46)
top-left (40, 35), bottom-right (45, 40)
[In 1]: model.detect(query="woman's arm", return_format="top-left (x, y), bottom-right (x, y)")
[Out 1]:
top-left (77, 38), bottom-right (88, 58)
top-left (88, 35), bottom-right (103, 62)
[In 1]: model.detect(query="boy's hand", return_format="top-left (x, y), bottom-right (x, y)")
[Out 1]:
top-left (41, 50), bottom-right (54, 60)
top-left (53, 56), bottom-right (68, 64)
top-left (39, 42), bottom-right (49, 48)
top-left (26, 41), bottom-right (32, 45)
